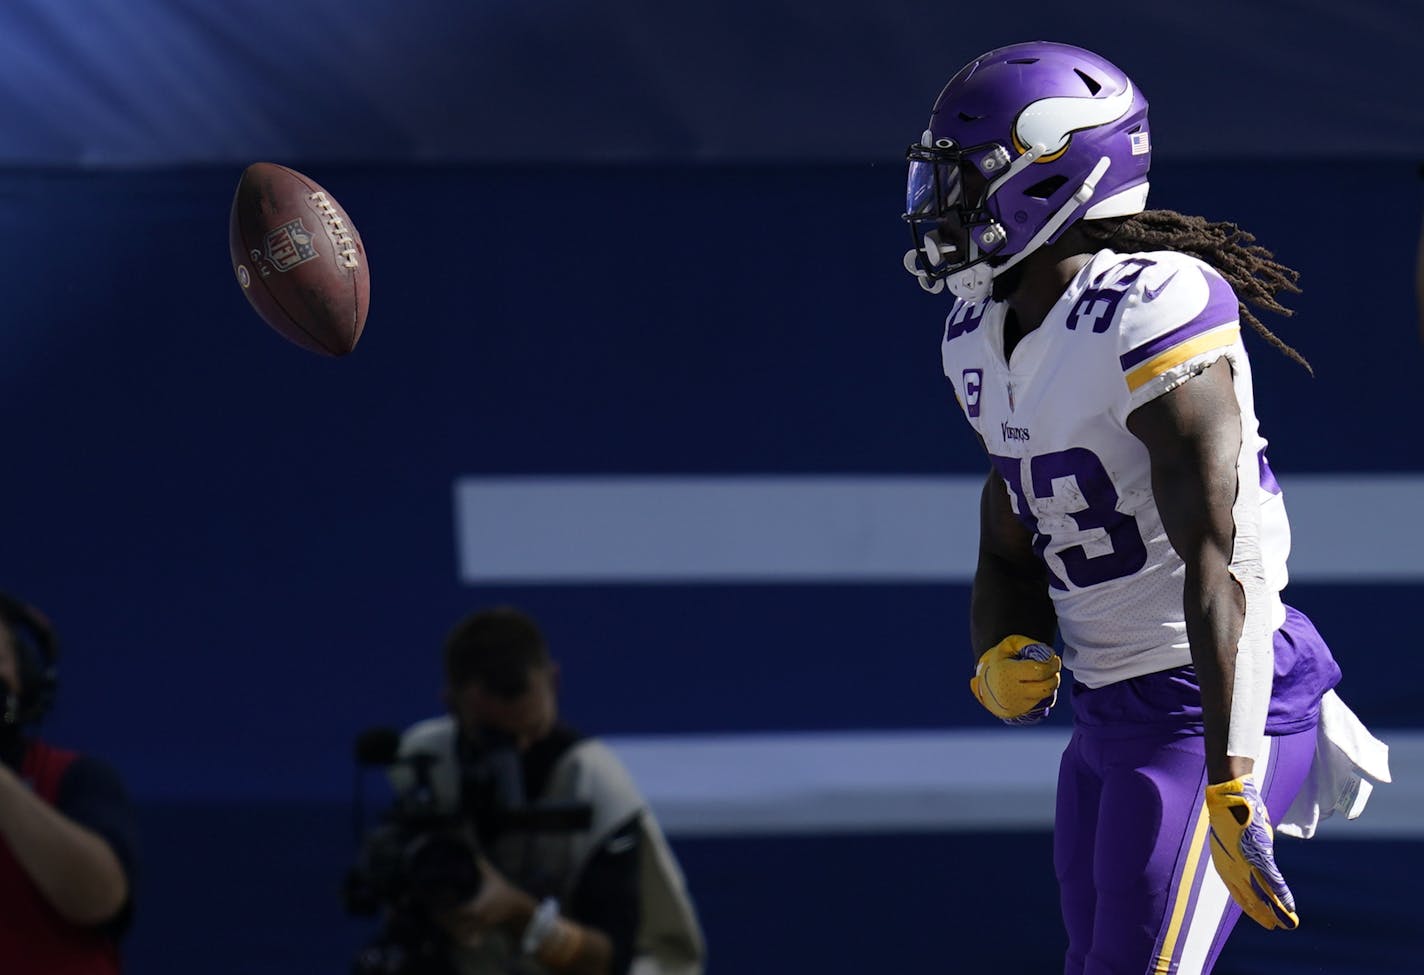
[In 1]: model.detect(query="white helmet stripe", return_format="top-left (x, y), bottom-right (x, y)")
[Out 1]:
top-left (1014, 82), bottom-right (1135, 155)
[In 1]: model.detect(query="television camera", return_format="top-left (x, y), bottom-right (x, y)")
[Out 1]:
top-left (343, 725), bottom-right (592, 975)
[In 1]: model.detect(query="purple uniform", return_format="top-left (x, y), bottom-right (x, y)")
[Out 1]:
top-left (907, 40), bottom-right (1373, 975)
top-left (1057, 607), bottom-right (1336, 973)
top-left (939, 254), bottom-right (1341, 972)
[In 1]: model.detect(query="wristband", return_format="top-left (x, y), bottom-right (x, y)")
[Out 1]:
top-left (520, 897), bottom-right (561, 956)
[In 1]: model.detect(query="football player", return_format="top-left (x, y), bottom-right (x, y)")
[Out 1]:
top-left (903, 41), bottom-right (1389, 974)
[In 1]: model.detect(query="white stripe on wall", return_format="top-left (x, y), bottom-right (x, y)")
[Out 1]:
top-left (604, 729), bottom-right (1422, 839)
top-left (1280, 475), bottom-right (1424, 581)
top-left (453, 475), bottom-right (1424, 583)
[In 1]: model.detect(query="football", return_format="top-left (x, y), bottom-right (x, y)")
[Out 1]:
top-left (228, 162), bottom-right (370, 356)
top-left (1004, 641), bottom-right (1058, 726)
top-left (1015, 642), bottom-right (1055, 663)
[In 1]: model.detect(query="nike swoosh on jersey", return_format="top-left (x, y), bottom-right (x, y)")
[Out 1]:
top-left (1142, 270), bottom-right (1179, 303)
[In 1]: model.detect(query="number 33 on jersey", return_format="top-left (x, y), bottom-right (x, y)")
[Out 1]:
top-left (942, 249), bottom-right (1292, 688)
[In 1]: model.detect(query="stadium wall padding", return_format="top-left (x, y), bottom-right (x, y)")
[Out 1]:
top-left (2, 160), bottom-right (1420, 973)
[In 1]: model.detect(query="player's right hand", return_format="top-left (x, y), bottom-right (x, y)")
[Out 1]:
top-left (1204, 775), bottom-right (1300, 931)
top-left (969, 634), bottom-right (1061, 725)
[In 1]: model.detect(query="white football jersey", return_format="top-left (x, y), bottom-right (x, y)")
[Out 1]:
top-left (942, 249), bottom-right (1290, 687)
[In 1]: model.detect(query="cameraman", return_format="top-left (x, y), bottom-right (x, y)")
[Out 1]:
top-left (396, 607), bottom-right (703, 975)
top-left (0, 593), bottom-right (138, 974)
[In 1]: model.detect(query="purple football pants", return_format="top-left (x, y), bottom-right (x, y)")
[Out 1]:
top-left (1055, 719), bottom-right (1313, 974)
top-left (1053, 608), bottom-right (1334, 974)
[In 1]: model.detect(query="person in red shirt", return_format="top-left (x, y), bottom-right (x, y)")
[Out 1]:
top-left (0, 593), bottom-right (138, 975)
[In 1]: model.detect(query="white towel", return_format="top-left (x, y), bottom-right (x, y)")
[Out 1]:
top-left (1277, 689), bottom-right (1392, 840)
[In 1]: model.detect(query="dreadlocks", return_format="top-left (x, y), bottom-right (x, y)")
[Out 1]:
top-left (1088, 210), bottom-right (1312, 375)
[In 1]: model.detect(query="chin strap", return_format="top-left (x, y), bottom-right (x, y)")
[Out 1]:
top-left (946, 264), bottom-right (994, 300)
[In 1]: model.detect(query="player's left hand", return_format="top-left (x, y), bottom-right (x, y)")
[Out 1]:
top-left (1204, 775), bottom-right (1300, 931)
top-left (969, 634), bottom-right (1061, 725)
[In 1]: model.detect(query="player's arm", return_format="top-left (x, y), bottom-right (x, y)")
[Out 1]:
top-left (1125, 357), bottom-right (1247, 783)
top-left (971, 466), bottom-right (1056, 654)
top-left (1128, 357), bottom-right (1299, 931)
top-left (968, 466), bottom-right (1062, 723)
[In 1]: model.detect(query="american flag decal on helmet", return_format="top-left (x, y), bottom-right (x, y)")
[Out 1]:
top-left (1129, 131), bottom-right (1150, 155)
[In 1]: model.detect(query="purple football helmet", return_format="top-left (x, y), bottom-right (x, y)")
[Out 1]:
top-left (903, 41), bottom-right (1151, 299)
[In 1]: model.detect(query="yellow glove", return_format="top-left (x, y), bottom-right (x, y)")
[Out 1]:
top-left (1204, 775), bottom-right (1300, 931)
top-left (969, 634), bottom-right (1061, 725)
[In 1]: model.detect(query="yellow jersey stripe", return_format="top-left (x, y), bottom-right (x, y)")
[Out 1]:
top-left (1124, 325), bottom-right (1240, 393)
top-left (1154, 801), bottom-right (1212, 975)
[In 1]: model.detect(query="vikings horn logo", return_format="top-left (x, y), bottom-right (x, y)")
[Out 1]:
top-left (1012, 82), bottom-right (1136, 163)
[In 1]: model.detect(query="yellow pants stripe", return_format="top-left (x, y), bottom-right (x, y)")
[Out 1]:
top-left (1154, 800), bottom-right (1212, 974)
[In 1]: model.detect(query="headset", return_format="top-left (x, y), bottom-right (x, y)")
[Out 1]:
top-left (0, 591), bottom-right (59, 727)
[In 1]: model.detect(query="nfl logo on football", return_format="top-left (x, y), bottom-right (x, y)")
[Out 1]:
top-left (261, 218), bottom-right (320, 275)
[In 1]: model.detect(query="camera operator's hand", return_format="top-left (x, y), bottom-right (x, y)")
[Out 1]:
top-left (437, 858), bottom-right (536, 947)
top-left (438, 857), bottom-right (617, 974)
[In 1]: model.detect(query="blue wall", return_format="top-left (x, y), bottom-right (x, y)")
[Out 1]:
top-left (10, 159), bottom-right (1422, 788)
top-left (1, 1), bottom-right (1420, 166)
top-left (1, 157), bottom-right (1419, 972)
top-left (2, 4), bottom-right (1421, 973)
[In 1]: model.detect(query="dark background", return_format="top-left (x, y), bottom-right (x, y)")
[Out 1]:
top-left (0, 2), bottom-right (1420, 972)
